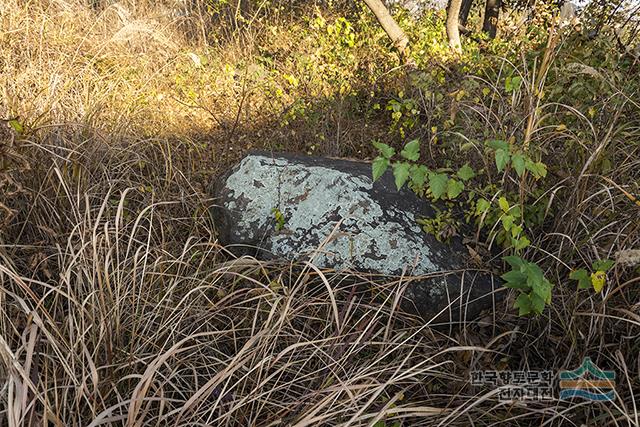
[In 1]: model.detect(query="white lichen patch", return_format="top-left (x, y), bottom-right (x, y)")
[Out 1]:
top-left (222, 154), bottom-right (452, 276)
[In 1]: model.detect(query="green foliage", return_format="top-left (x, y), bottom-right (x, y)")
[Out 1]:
top-left (372, 140), bottom-right (395, 159)
top-left (456, 164), bottom-right (475, 181)
top-left (387, 96), bottom-right (419, 137)
top-left (485, 140), bottom-right (547, 179)
top-left (502, 256), bottom-right (554, 316)
top-left (504, 75), bottom-right (522, 93)
top-left (371, 133), bottom-right (555, 316)
top-left (570, 259), bottom-right (615, 293)
top-left (417, 208), bottom-right (458, 242)
top-left (372, 139), bottom-right (474, 201)
top-left (400, 139), bottom-right (420, 161)
top-left (271, 207), bottom-right (285, 231)
top-left (372, 156), bottom-right (390, 182)
top-left (8, 118), bottom-right (24, 134)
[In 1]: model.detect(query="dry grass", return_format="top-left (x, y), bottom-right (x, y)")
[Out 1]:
top-left (1, 0), bottom-right (639, 425)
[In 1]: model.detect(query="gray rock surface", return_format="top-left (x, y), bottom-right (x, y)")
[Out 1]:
top-left (213, 152), bottom-right (500, 322)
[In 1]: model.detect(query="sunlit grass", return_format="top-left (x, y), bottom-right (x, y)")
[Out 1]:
top-left (1, 0), bottom-right (638, 425)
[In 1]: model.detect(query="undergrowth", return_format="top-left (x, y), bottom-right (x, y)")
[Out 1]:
top-left (1, 0), bottom-right (639, 425)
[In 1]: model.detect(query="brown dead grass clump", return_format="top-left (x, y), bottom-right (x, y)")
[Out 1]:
top-left (1, 0), bottom-right (638, 426)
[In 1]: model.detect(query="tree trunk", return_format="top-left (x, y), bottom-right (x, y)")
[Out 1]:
top-left (362, 0), bottom-right (410, 57)
top-left (482, 0), bottom-right (501, 39)
top-left (459, 0), bottom-right (473, 27)
top-left (446, 0), bottom-right (463, 53)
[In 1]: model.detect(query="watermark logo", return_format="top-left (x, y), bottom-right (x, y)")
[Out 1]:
top-left (470, 357), bottom-right (616, 402)
top-left (471, 369), bottom-right (554, 401)
top-left (559, 357), bottom-right (616, 402)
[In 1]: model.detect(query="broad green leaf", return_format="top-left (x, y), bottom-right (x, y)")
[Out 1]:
top-left (530, 292), bottom-right (546, 314)
top-left (512, 153), bottom-right (526, 177)
top-left (515, 294), bottom-right (533, 316)
top-left (410, 164), bottom-right (428, 188)
top-left (456, 164), bottom-right (475, 181)
top-left (495, 149), bottom-right (510, 172)
top-left (487, 139), bottom-right (509, 151)
top-left (502, 270), bottom-right (528, 289)
top-left (533, 278), bottom-right (553, 303)
top-left (523, 262), bottom-right (544, 290)
top-left (476, 198), bottom-right (491, 215)
top-left (592, 259), bottom-right (615, 272)
top-left (501, 214), bottom-right (514, 231)
top-left (503, 255), bottom-right (525, 269)
top-left (446, 178), bottom-right (465, 199)
top-left (372, 141), bottom-right (395, 159)
top-left (428, 172), bottom-right (448, 200)
top-left (393, 162), bottom-right (410, 190)
top-left (525, 160), bottom-right (547, 179)
top-left (510, 224), bottom-right (523, 237)
top-left (372, 157), bottom-right (389, 182)
top-left (591, 271), bottom-right (606, 293)
top-left (570, 268), bottom-right (591, 289)
top-left (498, 197), bottom-right (510, 213)
top-left (400, 139), bottom-right (420, 161)
top-left (534, 162), bottom-right (547, 178)
top-left (514, 235), bottom-right (530, 250)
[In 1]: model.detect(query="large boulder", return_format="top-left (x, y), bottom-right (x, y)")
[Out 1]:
top-left (213, 152), bottom-right (500, 322)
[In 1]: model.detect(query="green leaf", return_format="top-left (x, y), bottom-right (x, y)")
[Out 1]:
top-left (400, 139), bottom-right (420, 161)
top-left (271, 208), bottom-right (285, 231)
top-left (372, 140), bottom-right (395, 159)
top-left (410, 164), bottom-right (428, 188)
top-left (446, 178), bottom-right (465, 199)
top-left (503, 255), bottom-right (525, 269)
top-left (505, 257), bottom-right (553, 317)
top-left (523, 262), bottom-right (544, 290)
top-left (476, 198), bottom-right (491, 215)
top-left (512, 153), bottom-right (526, 177)
top-left (456, 164), bottom-right (475, 181)
top-left (428, 172), bottom-right (448, 200)
top-left (502, 270), bottom-right (528, 289)
top-left (514, 294), bottom-right (533, 316)
top-left (501, 214), bottom-right (514, 231)
top-left (529, 292), bottom-right (546, 314)
top-left (512, 76), bottom-right (522, 88)
top-left (592, 259), bottom-right (615, 272)
top-left (486, 139), bottom-right (509, 151)
top-left (8, 119), bottom-right (24, 134)
top-left (570, 268), bottom-right (591, 289)
top-left (495, 149), bottom-right (510, 172)
top-left (505, 76), bottom-right (512, 92)
top-left (525, 160), bottom-right (547, 179)
top-left (514, 235), bottom-right (530, 250)
top-left (534, 162), bottom-right (547, 178)
top-left (498, 197), bottom-right (510, 213)
top-left (372, 157), bottom-right (389, 182)
top-left (591, 271), bottom-right (606, 293)
top-left (538, 279), bottom-right (554, 303)
top-left (393, 162), bottom-right (410, 190)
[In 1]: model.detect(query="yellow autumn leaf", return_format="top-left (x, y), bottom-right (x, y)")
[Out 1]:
top-left (591, 270), bottom-right (606, 293)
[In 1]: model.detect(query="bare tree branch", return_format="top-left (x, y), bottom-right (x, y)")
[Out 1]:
top-left (362, 0), bottom-right (410, 58)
